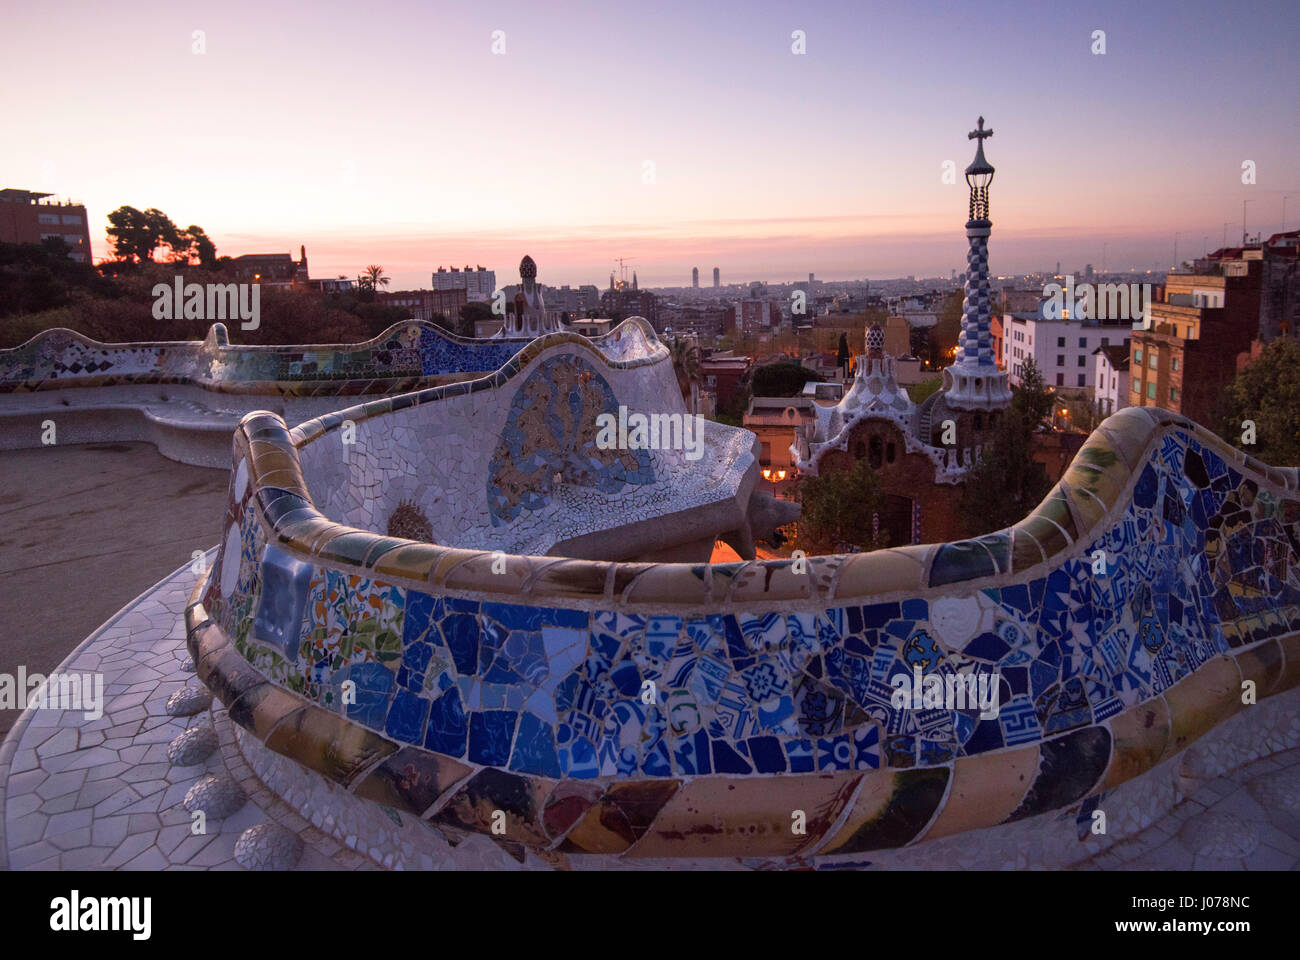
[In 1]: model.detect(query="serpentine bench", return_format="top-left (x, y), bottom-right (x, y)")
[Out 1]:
top-left (185, 334), bottom-right (1300, 862)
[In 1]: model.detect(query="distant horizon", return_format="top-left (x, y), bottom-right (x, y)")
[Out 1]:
top-left (138, 215), bottom-right (1280, 293)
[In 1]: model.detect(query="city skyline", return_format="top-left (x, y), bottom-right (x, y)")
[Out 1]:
top-left (4, 0), bottom-right (1298, 289)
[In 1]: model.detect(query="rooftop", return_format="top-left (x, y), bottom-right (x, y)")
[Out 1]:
top-left (1093, 343), bottom-right (1131, 370)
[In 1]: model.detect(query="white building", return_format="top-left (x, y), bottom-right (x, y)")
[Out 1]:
top-left (1092, 344), bottom-right (1130, 417)
top-left (432, 264), bottom-right (496, 301)
top-left (1001, 303), bottom-right (1130, 395)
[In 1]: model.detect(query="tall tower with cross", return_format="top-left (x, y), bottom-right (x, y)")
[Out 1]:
top-left (942, 117), bottom-right (1012, 410)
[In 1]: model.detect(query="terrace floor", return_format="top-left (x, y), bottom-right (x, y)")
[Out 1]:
top-left (0, 442), bottom-right (227, 738)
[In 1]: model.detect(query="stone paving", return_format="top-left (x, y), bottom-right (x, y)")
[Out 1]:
top-left (1, 556), bottom-right (1297, 871)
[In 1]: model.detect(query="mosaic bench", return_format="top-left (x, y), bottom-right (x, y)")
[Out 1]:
top-left (0, 319), bottom-right (659, 466)
top-left (187, 345), bottom-right (1300, 861)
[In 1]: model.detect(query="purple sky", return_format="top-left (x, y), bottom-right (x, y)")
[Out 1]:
top-left (4, 0), bottom-right (1297, 288)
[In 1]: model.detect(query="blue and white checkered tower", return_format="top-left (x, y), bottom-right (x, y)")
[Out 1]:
top-left (942, 117), bottom-right (1012, 410)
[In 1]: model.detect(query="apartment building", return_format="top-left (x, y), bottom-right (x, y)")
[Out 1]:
top-left (432, 264), bottom-right (496, 301)
top-left (0, 188), bottom-right (93, 262)
top-left (1002, 301), bottom-right (1130, 394)
top-left (1129, 250), bottom-right (1263, 425)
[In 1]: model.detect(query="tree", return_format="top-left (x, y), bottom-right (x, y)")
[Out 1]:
top-left (458, 300), bottom-right (497, 338)
top-left (669, 337), bottom-right (701, 406)
top-left (752, 360), bottom-right (823, 398)
top-left (177, 225), bottom-right (217, 267)
top-left (105, 206), bottom-right (154, 263)
top-left (1016, 358), bottom-right (1053, 426)
top-left (1220, 337), bottom-right (1300, 466)
top-left (0, 238), bottom-right (112, 322)
top-left (105, 206), bottom-right (191, 263)
top-left (362, 265), bottom-right (389, 294)
top-left (958, 357), bottom-right (1054, 537)
top-left (836, 332), bottom-right (850, 375)
top-left (793, 458), bottom-right (890, 554)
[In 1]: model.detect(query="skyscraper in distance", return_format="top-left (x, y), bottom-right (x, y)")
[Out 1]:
top-left (692, 267), bottom-right (699, 288)
top-left (712, 267), bottom-right (720, 288)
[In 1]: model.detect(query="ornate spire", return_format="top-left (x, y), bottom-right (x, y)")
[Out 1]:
top-left (942, 118), bottom-right (1011, 411)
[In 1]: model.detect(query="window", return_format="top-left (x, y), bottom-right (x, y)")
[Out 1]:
top-left (869, 436), bottom-right (883, 470)
top-left (1077, 356), bottom-right (1086, 367)
top-left (1077, 374), bottom-right (1086, 387)
top-left (1101, 337), bottom-right (1110, 346)
top-left (1132, 379), bottom-right (1141, 394)
top-left (1056, 373), bottom-right (1065, 386)
top-left (1172, 357), bottom-right (1180, 371)
top-left (1056, 355), bottom-right (1065, 367)
top-left (60, 214), bottom-right (82, 225)
top-left (38, 212), bottom-right (59, 225)
top-left (886, 443), bottom-right (896, 463)
top-left (1170, 387), bottom-right (1179, 402)
top-left (1147, 382), bottom-right (1156, 399)
top-left (1148, 353), bottom-right (1157, 369)
top-left (1134, 348), bottom-right (1143, 364)
top-left (1111, 375), bottom-right (1116, 389)
top-left (1057, 336), bottom-right (1065, 347)
top-left (1079, 337), bottom-right (1087, 348)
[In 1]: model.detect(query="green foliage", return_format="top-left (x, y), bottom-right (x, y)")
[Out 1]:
top-left (793, 458), bottom-right (890, 554)
top-left (1220, 337), bottom-right (1300, 466)
top-left (1014, 357), bottom-right (1053, 426)
top-left (180, 225), bottom-right (217, 267)
top-left (959, 413), bottom-right (1052, 538)
top-left (0, 240), bottom-right (114, 323)
top-left (458, 300), bottom-right (496, 338)
top-left (959, 357), bottom-right (1055, 537)
top-left (908, 375), bottom-right (943, 404)
top-left (752, 360), bottom-right (822, 398)
top-left (104, 206), bottom-right (218, 267)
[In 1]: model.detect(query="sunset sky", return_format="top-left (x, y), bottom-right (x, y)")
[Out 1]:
top-left (3, 0), bottom-right (1297, 288)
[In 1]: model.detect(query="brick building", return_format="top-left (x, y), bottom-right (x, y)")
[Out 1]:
top-left (699, 352), bottom-right (752, 411)
top-left (1129, 250), bottom-right (1263, 425)
top-left (229, 246), bottom-right (309, 286)
top-left (375, 287), bottom-right (467, 327)
top-left (0, 188), bottom-right (93, 262)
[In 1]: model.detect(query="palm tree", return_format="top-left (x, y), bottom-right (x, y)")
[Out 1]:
top-left (670, 337), bottom-right (701, 408)
top-left (363, 264), bottom-right (389, 292)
